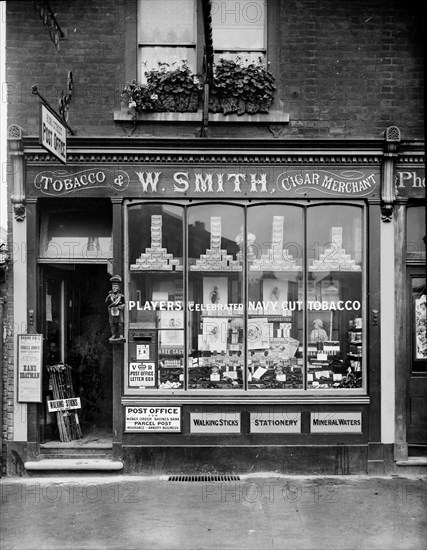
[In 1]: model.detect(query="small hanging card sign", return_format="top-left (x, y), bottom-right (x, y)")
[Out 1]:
top-left (17, 334), bottom-right (43, 402)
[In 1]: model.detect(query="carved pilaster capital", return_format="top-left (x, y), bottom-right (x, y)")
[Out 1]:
top-left (8, 125), bottom-right (26, 221)
top-left (381, 126), bottom-right (401, 223)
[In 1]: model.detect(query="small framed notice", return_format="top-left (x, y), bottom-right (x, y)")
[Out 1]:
top-left (17, 334), bottom-right (43, 402)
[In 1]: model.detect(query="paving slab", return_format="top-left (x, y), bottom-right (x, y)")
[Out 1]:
top-left (1, 474), bottom-right (426, 550)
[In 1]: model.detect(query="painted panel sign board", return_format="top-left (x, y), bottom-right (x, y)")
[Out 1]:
top-left (310, 412), bottom-right (362, 433)
top-left (190, 412), bottom-right (241, 433)
top-left (250, 412), bottom-right (301, 433)
top-left (17, 334), bottom-right (43, 402)
top-left (28, 166), bottom-right (381, 199)
top-left (125, 406), bottom-right (181, 432)
top-left (395, 167), bottom-right (425, 199)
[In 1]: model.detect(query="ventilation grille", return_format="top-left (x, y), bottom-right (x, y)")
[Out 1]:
top-left (385, 125), bottom-right (401, 142)
top-left (168, 475), bottom-right (240, 482)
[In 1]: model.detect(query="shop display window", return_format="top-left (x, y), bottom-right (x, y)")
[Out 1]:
top-left (126, 201), bottom-right (365, 394)
top-left (187, 204), bottom-right (244, 389)
top-left (306, 205), bottom-right (364, 390)
top-left (247, 205), bottom-right (304, 389)
top-left (128, 204), bottom-right (184, 389)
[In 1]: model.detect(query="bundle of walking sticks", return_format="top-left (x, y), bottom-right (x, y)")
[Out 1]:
top-left (46, 363), bottom-right (82, 442)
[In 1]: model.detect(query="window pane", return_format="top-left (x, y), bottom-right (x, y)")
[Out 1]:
top-left (39, 200), bottom-right (112, 260)
top-left (212, 0), bottom-right (265, 50)
top-left (307, 205), bottom-right (364, 389)
top-left (407, 206), bottom-right (426, 260)
top-left (139, 46), bottom-right (197, 81)
top-left (213, 52), bottom-right (265, 65)
top-left (128, 204), bottom-right (184, 390)
top-left (138, 0), bottom-right (195, 44)
top-left (247, 205), bottom-right (304, 389)
top-left (188, 204), bottom-right (244, 389)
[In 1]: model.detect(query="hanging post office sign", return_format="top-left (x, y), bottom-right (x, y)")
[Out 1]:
top-left (125, 406), bottom-right (182, 432)
top-left (17, 334), bottom-right (43, 402)
top-left (39, 104), bottom-right (67, 164)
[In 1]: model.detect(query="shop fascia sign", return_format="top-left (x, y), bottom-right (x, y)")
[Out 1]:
top-left (31, 166), bottom-right (380, 198)
top-left (395, 167), bottom-right (425, 198)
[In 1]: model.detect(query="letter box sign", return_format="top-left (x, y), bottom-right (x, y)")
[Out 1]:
top-left (39, 104), bottom-right (67, 164)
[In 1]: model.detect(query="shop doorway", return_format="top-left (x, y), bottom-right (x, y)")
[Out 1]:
top-left (40, 264), bottom-right (113, 445)
top-left (406, 267), bottom-right (427, 456)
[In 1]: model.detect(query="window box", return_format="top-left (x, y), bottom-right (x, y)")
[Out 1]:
top-left (113, 109), bottom-right (289, 124)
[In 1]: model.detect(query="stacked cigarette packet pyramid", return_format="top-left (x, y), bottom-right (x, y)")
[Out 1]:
top-left (310, 227), bottom-right (361, 271)
top-left (130, 215), bottom-right (183, 271)
top-left (249, 216), bottom-right (302, 271)
top-left (190, 217), bottom-right (242, 271)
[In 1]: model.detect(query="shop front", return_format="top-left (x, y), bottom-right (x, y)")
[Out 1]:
top-left (10, 136), bottom-right (392, 475)
top-left (394, 164), bottom-right (426, 463)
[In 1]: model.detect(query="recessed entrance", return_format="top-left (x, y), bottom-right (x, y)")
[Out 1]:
top-left (40, 264), bottom-right (112, 447)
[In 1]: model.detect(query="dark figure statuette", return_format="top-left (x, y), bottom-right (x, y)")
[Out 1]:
top-left (106, 275), bottom-right (125, 342)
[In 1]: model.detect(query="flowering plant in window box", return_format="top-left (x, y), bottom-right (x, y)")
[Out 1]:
top-left (209, 56), bottom-right (276, 115)
top-left (122, 59), bottom-right (202, 115)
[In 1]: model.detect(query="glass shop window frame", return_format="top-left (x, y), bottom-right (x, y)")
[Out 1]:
top-left (124, 200), bottom-right (368, 397)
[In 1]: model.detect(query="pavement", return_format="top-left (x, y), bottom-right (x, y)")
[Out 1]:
top-left (1, 474), bottom-right (426, 550)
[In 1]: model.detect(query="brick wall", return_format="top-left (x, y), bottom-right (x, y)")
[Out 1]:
top-left (6, 0), bottom-right (424, 140)
top-left (1, 169), bottom-right (15, 475)
top-left (278, 0), bottom-right (425, 138)
top-left (6, 0), bottom-right (127, 137)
